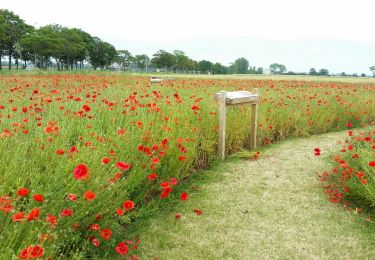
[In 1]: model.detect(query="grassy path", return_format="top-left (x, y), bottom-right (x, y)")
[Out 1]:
top-left (128, 131), bottom-right (375, 259)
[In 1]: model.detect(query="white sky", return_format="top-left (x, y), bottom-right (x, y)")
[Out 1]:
top-left (2, 0), bottom-right (375, 74)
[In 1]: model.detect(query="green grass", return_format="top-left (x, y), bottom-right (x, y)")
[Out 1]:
top-left (126, 130), bottom-right (375, 259)
top-left (0, 73), bottom-right (374, 258)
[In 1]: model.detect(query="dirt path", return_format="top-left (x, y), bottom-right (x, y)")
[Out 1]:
top-left (129, 131), bottom-right (375, 259)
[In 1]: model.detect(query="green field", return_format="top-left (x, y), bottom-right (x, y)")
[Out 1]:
top-left (0, 72), bottom-right (374, 258)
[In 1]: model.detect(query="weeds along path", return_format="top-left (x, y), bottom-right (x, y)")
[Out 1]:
top-left (128, 131), bottom-right (375, 259)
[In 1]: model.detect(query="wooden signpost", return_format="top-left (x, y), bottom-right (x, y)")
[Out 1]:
top-left (215, 89), bottom-right (260, 160)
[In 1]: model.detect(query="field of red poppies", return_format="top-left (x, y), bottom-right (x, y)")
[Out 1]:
top-left (322, 128), bottom-right (375, 218)
top-left (0, 74), bottom-right (374, 258)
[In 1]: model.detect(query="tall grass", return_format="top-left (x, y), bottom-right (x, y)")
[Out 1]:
top-left (0, 74), bottom-right (374, 258)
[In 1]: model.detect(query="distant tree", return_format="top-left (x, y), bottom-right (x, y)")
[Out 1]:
top-left (198, 60), bottom-right (213, 74)
top-left (212, 62), bottom-right (227, 74)
top-left (257, 67), bottom-right (263, 74)
top-left (340, 72), bottom-right (347, 76)
top-left (228, 62), bottom-right (239, 74)
top-left (134, 54), bottom-right (150, 71)
top-left (370, 66), bottom-right (375, 77)
top-left (151, 49), bottom-right (175, 71)
top-left (309, 68), bottom-right (317, 75)
top-left (187, 59), bottom-right (198, 72)
top-left (361, 73), bottom-right (366, 77)
top-left (19, 26), bottom-right (61, 69)
top-left (117, 50), bottom-right (133, 71)
top-left (0, 9), bottom-right (33, 70)
top-left (269, 63), bottom-right (287, 74)
top-left (89, 37), bottom-right (116, 69)
top-left (234, 57), bottom-right (249, 74)
top-left (173, 50), bottom-right (189, 72)
top-left (318, 68), bottom-right (329, 76)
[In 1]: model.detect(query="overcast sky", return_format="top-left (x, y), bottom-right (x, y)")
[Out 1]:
top-left (2, 0), bottom-right (375, 74)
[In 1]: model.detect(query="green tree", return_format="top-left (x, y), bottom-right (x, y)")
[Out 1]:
top-left (198, 60), bottom-right (213, 74)
top-left (234, 57), bottom-right (249, 74)
top-left (269, 63), bottom-right (287, 74)
top-left (89, 37), bottom-right (117, 69)
top-left (212, 62), bottom-right (228, 74)
top-left (151, 50), bottom-right (175, 71)
top-left (134, 54), bottom-right (150, 71)
top-left (117, 50), bottom-right (133, 71)
top-left (0, 9), bottom-right (33, 70)
top-left (19, 27), bottom-right (61, 69)
top-left (370, 66), bottom-right (375, 77)
top-left (318, 68), bottom-right (329, 76)
top-left (173, 50), bottom-right (189, 72)
top-left (309, 68), bottom-right (317, 75)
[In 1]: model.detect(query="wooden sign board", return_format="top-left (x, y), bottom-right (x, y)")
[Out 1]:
top-left (215, 89), bottom-right (260, 160)
top-left (150, 76), bottom-right (162, 83)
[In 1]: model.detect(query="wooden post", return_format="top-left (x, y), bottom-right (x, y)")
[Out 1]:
top-left (250, 88), bottom-right (259, 149)
top-left (218, 91), bottom-right (227, 160)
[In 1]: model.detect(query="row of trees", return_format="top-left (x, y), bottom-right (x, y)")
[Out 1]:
top-left (0, 9), bottom-right (261, 74)
top-left (2, 9), bottom-right (373, 76)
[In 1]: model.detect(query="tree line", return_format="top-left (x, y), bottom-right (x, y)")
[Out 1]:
top-left (0, 9), bottom-right (263, 74)
top-left (1, 9), bottom-right (373, 76)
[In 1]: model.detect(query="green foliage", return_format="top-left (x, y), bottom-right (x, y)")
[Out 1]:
top-left (0, 9), bottom-right (32, 69)
top-left (134, 54), bottom-right (150, 71)
top-left (323, 130), bottom-right (375, 211)
top-left (370, 66), bottom-right (375, 77)
top-left (151, 49), bottom-right (175, 71)
top-left (198, 60), bottom-right (213, 74)
top-left (117, 50), bottom-right (133, 70)
top-left (88, 37), bottom-right (117, 69)
top-left (269, 63), bottom-right (287, 74)
top-left (212, 62), bottom-right (228, 74)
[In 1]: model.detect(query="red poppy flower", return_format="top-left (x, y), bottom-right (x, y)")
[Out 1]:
top-left (17, 188), bottom-right (29, 197)
top-left (90, 223), bottom-right (100, 230)
top-left (178, 156), bottom-right (186, 161)
top-left (123, 200), bottom-right (135, 210)
top-left (83, 105), bottom-right (91, 112)
top-left (33, 194), bottom-right (44, 203)
top-left (12, 212), bottom-right (25, 222)
top-left (193, 208), bottom-right (203, 215)
top-left (175, 213), bottom-right (182, 219)
top-left (346, 122), bottom-right (353, 128)
top-left (56, 149), bottom-right (64, 155)
top-left (19, 245), bottom-right (44, 259)
top-left (369, 161), bottom-right (375, 167)
top-left (361, 179), bottom-right (367, 185)
top-left (61, 208), bottom-right (73, 217)
top-left (100, 228), bottom-right (112, 241)
top-left (46, 214), bottom-right (57, 225)
top-left (116, 208), bottom-right (125, 216)
top-left (170, 178), bottom-right (178, 185)
top-left (102, 157), bottom-right (110, 164)
top-left (151, 157), bottom-right (160, 164)
top-left (147, 173), bottom-right (158, 180)
top-left (84, 190), bottom-right (96, 201)
top-left (26, 208), bottom-right (40, 221)
top-left (67, 193), bottom-right (77, 202)
top-left (115, 242), bottom-right (129, 255)
top-left (91, 238), bottom-right (100, 247)
top-left (180, 192), bottom-right (188, 201)
top-left (116, 161), bottom-right (131, 171)
top-left (73, 164), bottom-right (88, 180)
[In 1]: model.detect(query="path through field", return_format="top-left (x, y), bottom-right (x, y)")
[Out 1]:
top-left (128, 131), bottom-right (375, 259)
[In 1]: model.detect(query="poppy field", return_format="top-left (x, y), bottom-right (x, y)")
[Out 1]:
top-left (0, 74), bottom-right (374, 258)
top-left (322, 128), bottom-right (375, 216)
